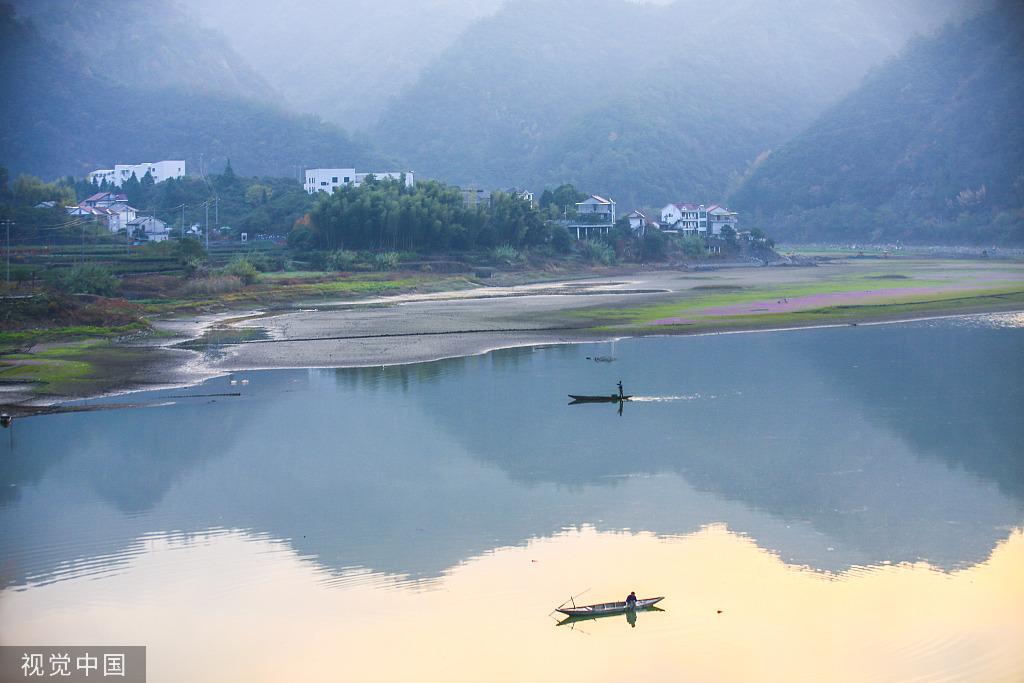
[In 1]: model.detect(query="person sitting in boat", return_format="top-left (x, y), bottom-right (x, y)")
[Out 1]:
top-left (626, 591), bottom-right (637, 608)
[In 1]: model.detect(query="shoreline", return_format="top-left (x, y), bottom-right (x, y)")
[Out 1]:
top-left (2, 260), bottom-right (1023, 415)
top-left (4, 305), bottom-right (1019, 421)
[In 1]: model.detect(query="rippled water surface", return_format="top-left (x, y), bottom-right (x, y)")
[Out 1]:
top-left (2, 314), bottom-right (1023, 682)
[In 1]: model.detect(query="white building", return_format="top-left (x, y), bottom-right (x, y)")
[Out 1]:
top-left (566, 195), bottom-right (616, 240)
top-left (661, 203), bottom-right (706, 234)
top-left (304, 168), bottom-right (415, 195)
top-left (626, 210), bottom-right (659, 237)
top-left (660, 202), bottom-right (738, 236)
top-left (128, 216), bottom-right (171, 242)
top-left (89, 161), bottom-right (186, 187)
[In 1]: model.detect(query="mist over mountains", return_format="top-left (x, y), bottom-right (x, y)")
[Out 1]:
top-left (2, 0), bottom-right (1020, 243)
top-left (373, 0), bottom-right (973, 207)
top-left (181, 0), bottom-right (506, 130)
top-left (0, 2), bottom-right (383, 180)
top-left (731, 1), bottom-right (1024, 243)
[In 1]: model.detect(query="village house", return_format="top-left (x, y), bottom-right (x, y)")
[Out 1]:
top-left (127, 216), bottom-right (171, 242)
top-left (66, 192), bottom-right (138, 233)
top-left (706, 204), bottom-right (739, 235)
top-left (88, 161), bottom-right (185, 187)
top-left (512, 188), bottom-right (535, 205)
top-left (568, 195), bottom-right (616, 240)
top-left (304, 168), bottom-right (415, 195)
top-left (626, 210), bottom-right (659, 237)
top-left (660, 202), bottom-right (739, 236)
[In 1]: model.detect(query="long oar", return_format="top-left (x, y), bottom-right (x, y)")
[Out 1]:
top-left (554, 587), bottom-right (592, 612)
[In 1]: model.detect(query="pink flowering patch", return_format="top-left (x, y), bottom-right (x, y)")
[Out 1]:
top-left (689, 286), bottom-right (964, 318)
top-left (649, 317), bottom-right (697, 326)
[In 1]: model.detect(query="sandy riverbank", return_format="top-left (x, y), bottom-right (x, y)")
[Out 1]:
top-left (3, 258), bottom-right (1023, 413)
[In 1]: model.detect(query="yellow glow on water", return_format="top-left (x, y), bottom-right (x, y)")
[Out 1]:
top-left (3, 525), bottom-right (1023, 682)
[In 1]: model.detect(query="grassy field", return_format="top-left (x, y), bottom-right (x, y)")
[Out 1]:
top-left (572, 261), bottom-right (1024, 332)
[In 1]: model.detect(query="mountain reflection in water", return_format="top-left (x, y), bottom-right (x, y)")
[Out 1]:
top-left (1, 314), bottom-right (1021, 591)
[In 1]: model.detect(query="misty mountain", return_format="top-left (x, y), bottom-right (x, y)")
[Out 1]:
top-left (0, 5), bottom-right (383, 181)
top-left (372, 0), bottom-right (974, 208)
top-left (9, 0), bottom-right (275, 103)
top-left (181, 0), bottom-right (505, 130)
top-left (730, 1), bottom-right (1024, 244)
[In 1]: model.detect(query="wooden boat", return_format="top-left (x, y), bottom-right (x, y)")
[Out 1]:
top-left (556, 596), bottom-right (663, 617)
top-left (568, 394), bottom-right (632, 403)
top-left (557, 606), bottom-right (664, 626)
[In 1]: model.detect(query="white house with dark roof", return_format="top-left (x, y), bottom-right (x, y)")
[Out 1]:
top-left (567, 195), bottom-right (616, 239)
top-left (626, 210), bottom-right (659, 237)
top-left (128, 216), bottom-right (171, 242)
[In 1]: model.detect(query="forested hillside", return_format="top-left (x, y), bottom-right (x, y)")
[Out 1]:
top-left (373, 0), bottom-right (972, 208)
top-left (731, 1), bottom-right (1024, 244)
top-left (0, 5), bottom-right (383, 180)
top-left (9, 0), bottom-right (274, 103)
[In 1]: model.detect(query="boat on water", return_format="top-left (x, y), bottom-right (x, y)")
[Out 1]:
top-left (556, 596), bottom-right (664, 617)
top-left (557, 605), bottom-right (664, 626)
top-left (568, 381), bottom-right (631, 403)
top-left (568, 394), bottom-right (632, 403)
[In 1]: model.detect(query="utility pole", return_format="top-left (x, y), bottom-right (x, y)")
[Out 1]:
top-left (3, 219), bottom-right (12, 284)
top-left (214, 197), bottom-right (219, 231)
top-left (181, 203), bottom-right (186, 241)
top-left (81, 221), bottom-right (86, 264)
top-left (205, 200), bottom-right (210, 250)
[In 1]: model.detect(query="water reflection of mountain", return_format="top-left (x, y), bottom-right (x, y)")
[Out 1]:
top-left (1, 317), bottom-right (1020, 589)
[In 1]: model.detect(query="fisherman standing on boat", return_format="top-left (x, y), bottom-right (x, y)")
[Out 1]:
top-left (617, 381), bottom-right (624, 400)
top-left (626, 591), bottom-right (637, 608)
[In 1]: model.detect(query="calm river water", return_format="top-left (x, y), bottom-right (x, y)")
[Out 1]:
top-left (2, 314), bottom-right (1023, 681)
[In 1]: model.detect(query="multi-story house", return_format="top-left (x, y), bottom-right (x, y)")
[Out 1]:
top-left (706, 204), bottom-right (739, 236)
top-left (661, 202), bottom-right (739, 236)
top-left (304, 168), bottom-right (415, 195)
top-left (567, 195), bottom-right (616, 239)
top-left (89, 161), bottom-right (186, 187)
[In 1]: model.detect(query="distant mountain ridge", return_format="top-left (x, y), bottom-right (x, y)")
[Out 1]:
top-left (9, 0), bottom-right (276, 103)
top-left (0, 3), bottom-right (384, 181)
top-left (372, 0), bottom-right (974, 208)
top-left (730, 1), bottom-right (1024, 244)
top-left (180, 0), bottom-right (505, 130)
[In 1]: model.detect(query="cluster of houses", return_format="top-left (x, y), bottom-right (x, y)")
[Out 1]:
top-left (73, 158), bottom-right (749, 247)
top-left (65, 191), bottom-right (171, 242)
top-left (558, 196), bottom-right (743, 243)
top-left (633, 203), bottom-right (740, 238)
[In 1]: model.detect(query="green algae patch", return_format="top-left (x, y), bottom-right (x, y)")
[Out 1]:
top-left (577, 276), bottom-right (1024, 331)
top-left (0, 340), bottom-right (165, 397)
